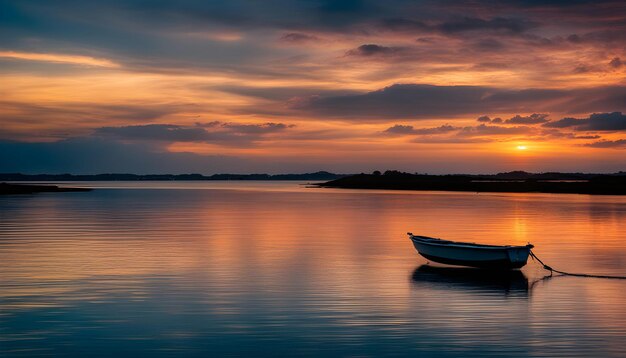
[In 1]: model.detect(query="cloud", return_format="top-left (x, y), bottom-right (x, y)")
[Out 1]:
top-left (477, 115), bottom-right (504, 123)
top-left (543, 112), bottom-right (626, 131)
top-left (218, 122), bottom-right (294, 134)
top-left (458, 124), bottom-right (533, 136)
top-left (94, 122), bottom-right (294, 144)
top-left (0, 101), bottom-right (190, 140)
top-left (542, 117), bottom-right (584, 128)
top-left (413, 124), bottom-right (459, 135)
top-left (0, 50), bottom-right (120, 68)
top-left (345, 44), bottom-right (408, 57)
top-left (0, 100), bottom-right (185, 122)
top-left (609, 57), bottom-right (623, 68)
top-left (383, 124), bottom-right (458, 135)
top-left (583, 139), bottom-right (626, 148)
top-left (574, 64), bottom-right (592, 73)
top-left (96, 124), bottom-right (211, 142)
top-left (383, 124), bottom-right (416, 135)
top-left (379, 16), bottom-right (537, 37)
top-left (505, 113), bottom-right (550, 124)
top-left (293, 84), bottom-right (626, 120)
top-left (293, 84), bottom-right (510, 119)
top-left (280, 32), bottom-right (319, 43)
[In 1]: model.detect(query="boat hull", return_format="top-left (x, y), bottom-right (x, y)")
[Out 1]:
top-left (409, 235), bottom-right (532, 269)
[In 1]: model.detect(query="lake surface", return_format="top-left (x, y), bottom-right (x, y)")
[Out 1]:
top-left (1, 181), bottom-right (625, 357)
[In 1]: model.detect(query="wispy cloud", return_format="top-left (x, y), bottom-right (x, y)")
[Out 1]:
top-left (0, 51), bottom-right (120, 68)
top-left (583, 139), bottom-right (626, 148)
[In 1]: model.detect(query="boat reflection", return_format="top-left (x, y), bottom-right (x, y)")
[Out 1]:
top-left (410, 264), bottom-right (530, 297)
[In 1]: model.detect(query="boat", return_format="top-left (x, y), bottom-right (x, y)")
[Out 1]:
top-left (408, 233), bottom-right (533, 269)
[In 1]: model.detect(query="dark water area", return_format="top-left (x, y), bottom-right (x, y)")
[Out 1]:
top-left (1, 182), bottom-right (625, 357)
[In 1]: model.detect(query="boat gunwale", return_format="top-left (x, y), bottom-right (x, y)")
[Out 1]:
top-left (409, 234), bottom-right (532, 251)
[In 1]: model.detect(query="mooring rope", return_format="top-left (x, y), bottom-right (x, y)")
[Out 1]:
top-left (529, 250), bottom-right (626, 280)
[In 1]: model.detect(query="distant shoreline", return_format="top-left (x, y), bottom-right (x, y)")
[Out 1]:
top-left (0, 171), bottom-right (346, 182)
top-left (0, 183), bottom-right (93, 195)
top-left (318, 172), bottom-right (626, 195)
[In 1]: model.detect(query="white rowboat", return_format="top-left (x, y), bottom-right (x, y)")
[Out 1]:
top-left (408, 233), bottom-right (533, 269)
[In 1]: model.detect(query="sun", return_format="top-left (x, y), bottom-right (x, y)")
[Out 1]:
top-left (516, 145), bottom-right (528, 150)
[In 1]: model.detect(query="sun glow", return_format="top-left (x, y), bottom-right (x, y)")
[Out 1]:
top-left (516, 145), bottom-right (528, 151)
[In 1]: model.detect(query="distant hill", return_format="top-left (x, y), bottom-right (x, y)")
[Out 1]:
top-left (0, 171), bottom-right (347, 181)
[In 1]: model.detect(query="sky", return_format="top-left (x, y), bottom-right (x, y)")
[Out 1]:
top-left (1, 0), bottom-right (625, 174)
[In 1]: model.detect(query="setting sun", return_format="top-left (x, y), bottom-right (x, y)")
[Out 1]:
top-left (516, 145), bottom-right (528, 151)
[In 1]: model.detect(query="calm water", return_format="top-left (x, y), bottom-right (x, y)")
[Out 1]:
top-left (1, 182), bottom-right (625, 357)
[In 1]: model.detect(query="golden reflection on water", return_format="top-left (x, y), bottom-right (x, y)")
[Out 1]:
top-left (1, 182), bottom-right (625, 356)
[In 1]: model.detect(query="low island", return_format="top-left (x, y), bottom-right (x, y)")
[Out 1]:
top-left (318, 171), bottom-right (626, 195)
top-left (0, 183), bottom-right (92, 195)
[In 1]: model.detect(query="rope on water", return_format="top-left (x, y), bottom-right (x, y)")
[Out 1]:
top-left (529, 250), bottom-right (626, 280)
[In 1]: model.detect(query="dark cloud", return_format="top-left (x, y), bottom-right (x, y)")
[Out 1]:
top-left (574, 65), bottom-right (592, 73)
top-left (280, 32), bottom-right (319, 43)
top-left (383, 124), bottom-right (416, 135)
top-left (220, 122), bottom-right (294, 134)
top-left (385, 124), bottom-right (459, 135)
top-left (583, 139), bottom-right (626, 148)
top-left (413, 124), bottom-right (459, 135)
top-left (458, 124), bottom-right (532, 136)
top-left (96, 124), bottom-right (211, 142)
top-left (293, 84), bottom-right (504, 119)
top-left (542, 117), bottom-right (585, 128)
top-left (543, 112), bottom-right (626, 131)
top-left (95, 122), bottom-right (293, 144)
top-left (562, 87), bottom-right (626, 114)
top-left (609, 57), bottom-right (623, 68)
top-left (476, 115), bottom-right (505, 123)
top-left (505, 113), bottom-right (550, 124)
top-left (345, 44), bottom-right (408, 57)
top-left (294, 84), bottom-right (626, 120)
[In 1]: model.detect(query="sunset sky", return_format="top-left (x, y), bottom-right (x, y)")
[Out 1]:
top-left (1, 0), bottom-right (625, 174)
